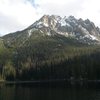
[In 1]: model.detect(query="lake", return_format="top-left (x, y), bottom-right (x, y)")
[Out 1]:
top-left (0, 83), bottom-right (100, 100)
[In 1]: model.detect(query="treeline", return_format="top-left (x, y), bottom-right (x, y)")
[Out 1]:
top-left (1, 35), bottom-right (100, 81)
top-left (12, 46), bottom-right (100, 81)
top-left (1, 44), bottom-right (100, 81)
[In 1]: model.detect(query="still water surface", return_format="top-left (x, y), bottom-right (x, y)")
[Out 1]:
top-left (0, 84), bottom-right (100, 100)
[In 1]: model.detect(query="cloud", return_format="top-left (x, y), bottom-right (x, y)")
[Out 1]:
top-left (0, 0), bottom-right (42, 35)
top-left (76, 0), bottom-right (100, 26)
top-left (0, 0), bottom-right (100, 36)
top-left (35, 0), bottom-right (85, 16)
top-left (35, 0), bottom-right (100, 26)
top-left (0, 12), bottom-right (22, 35)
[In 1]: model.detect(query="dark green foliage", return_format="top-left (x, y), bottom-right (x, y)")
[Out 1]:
top-left (1, 34), bottom-right (100, 81)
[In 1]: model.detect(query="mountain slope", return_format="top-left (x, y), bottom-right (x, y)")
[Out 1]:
top-left (27, 15), bottom-right (100, 44)
top-left (3, 15), bottom-right (100, 47)
top-left (1, 15), bottom-right (100, 81)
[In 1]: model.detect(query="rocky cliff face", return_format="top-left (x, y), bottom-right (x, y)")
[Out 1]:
top-left (2, 15), bottom-right (100, 45)
top-left (27, 15), bottom-right (100, 43)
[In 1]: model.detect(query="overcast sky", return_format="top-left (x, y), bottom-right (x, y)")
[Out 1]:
top-left (0, 0), bottom-right (100, 36)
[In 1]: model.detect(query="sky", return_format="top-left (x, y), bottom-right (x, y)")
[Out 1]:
top-left (0, 0), bottom-right (100, 36)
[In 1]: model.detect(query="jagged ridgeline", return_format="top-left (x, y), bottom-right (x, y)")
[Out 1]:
top-left (1, 15), bottom-right (100, 81)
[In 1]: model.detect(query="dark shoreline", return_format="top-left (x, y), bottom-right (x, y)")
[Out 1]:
top-left (0, 79), bottom-right (100, 83)
top-left (0, 79), bottom-right (100, 88)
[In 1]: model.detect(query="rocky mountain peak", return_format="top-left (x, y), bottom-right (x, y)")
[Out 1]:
top-left (68, 15), bottom-right (76, 20)
top-left (4, 15), bottom-right (100, 45)
top-left (27, 15), bottom-right (100, 43)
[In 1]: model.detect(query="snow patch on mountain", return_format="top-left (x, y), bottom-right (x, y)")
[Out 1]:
top-left (27, 15), bottom-right (100, 44)
top-left (89, 35), bottom-right (98, 40)
top-left (37, 22), bottom-right (42, 26)
top-left (66, 23), bottom-right (71, 27)
top-left (43, 23), bottom-right (49, 27)
top-left (60, 20), bottom-right (66, 26)
top-left (79, 34), bottom-right (98, 41)
top-left (78, 25), bottom-right (90, 34)
top-left (28, 30), bottom-right (32, 37)
top-left (60, 17), bottom-right (67, 26)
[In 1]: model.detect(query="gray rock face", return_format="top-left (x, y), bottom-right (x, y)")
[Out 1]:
top-left (27, 15), bottom-right (100, 44)
top-left (3, 15), bottom-right (100, 45)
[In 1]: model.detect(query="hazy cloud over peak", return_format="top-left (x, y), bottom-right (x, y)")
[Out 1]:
top-left (0, 0), bottom-right (100, 36)
top-left (0, 0), bottom-right (41, 35)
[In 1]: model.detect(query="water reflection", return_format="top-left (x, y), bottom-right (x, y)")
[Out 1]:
top-left (0, 84), bottom-right (99, 100)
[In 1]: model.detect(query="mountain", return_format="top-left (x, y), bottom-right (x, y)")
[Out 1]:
top-left (1, 15), bottom-right (100, 81)
top-left (3, 15), bottom-right (100, 47)
top-left (31, 15), bottom-right (100, 44)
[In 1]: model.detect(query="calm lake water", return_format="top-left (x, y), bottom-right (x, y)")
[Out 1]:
top-left (0, 83), bottom-right (100, 100)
